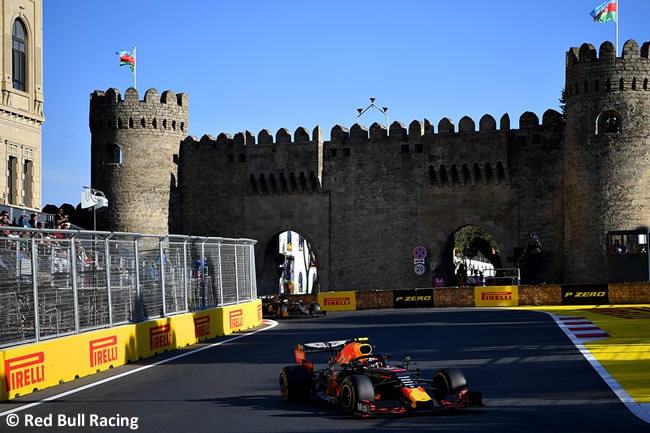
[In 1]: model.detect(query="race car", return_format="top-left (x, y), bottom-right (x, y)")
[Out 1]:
top-left (279, 337), bottom-right (483, 417)
top-left (261, 294), bottom-right (325, 319)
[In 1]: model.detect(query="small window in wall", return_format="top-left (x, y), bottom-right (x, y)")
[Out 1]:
top-left (23, 160), bottom-right (32, 207)
top-left (8, 157), bottom-right (17, 205)
top-left (103, 143), bottom-right (122, 164)
top-left (12, 20), bottom-right (27, 91)
top-left (298, 273), bottom-right (303, 291)
top-left (299, 235), bottom-right (304, 251)
top-left (597, 110), bottom-right (622, 134)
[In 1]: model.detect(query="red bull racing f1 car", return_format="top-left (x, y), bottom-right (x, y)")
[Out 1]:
top-left (279, 337), bottom-right (483, 417)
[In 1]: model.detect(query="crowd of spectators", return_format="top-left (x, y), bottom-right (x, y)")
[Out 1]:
top-left (0, 207), bottom-right (80, 274)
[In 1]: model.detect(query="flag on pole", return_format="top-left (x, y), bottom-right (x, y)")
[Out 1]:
top-left (590, 0), bottom-right (617, 23)
top-left (116, 49), bottom-right (135, 73)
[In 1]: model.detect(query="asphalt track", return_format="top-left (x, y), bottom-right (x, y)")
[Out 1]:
top-left (1, 308), bottom-right (649, 433)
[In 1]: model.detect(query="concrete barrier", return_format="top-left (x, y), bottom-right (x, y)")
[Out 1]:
top-left (0, 299), bottom-right (262, 401)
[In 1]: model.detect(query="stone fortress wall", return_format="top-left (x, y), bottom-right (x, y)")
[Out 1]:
top-left (89, 40), bottom-right (650, 292)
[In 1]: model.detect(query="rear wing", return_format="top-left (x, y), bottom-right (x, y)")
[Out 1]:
top-left (294, 337), bottom-right (368, 364)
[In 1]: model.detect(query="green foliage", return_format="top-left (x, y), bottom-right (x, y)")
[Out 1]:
top-left (454, 226), bottom-right (499, 257)
top-left (559, 86), bottom-right (567, 120)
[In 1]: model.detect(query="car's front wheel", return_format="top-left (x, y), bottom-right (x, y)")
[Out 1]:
top-left (339, 375), bottom-right (374, 415)
top-left (432, 368), bottom-right (468, 405)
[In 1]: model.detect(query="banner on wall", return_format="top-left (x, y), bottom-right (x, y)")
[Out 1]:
top-left (393, 289), bottom-right (434, 308)
top-left (474, 286), bottom-right (519, 307)
top-left (317, 291), bottom-right (357, 311)
top-left (562, 284), bottom-right (609, 305)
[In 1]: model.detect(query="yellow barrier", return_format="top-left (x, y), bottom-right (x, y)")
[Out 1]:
top-left (318, 291), bottom-right (357, 311)
top-left (474, 285), bottom-right (519, 307)
top-left (0, 299), bottom-right (262, 401)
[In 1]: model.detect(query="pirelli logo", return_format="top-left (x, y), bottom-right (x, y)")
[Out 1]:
top-left (317, 292), bottom-right (357, 311)
top-left (257, 304), bottom-right (263, 322)
top-left (475, 286), bottom-right (518, 307)
top-left (229, 309), bottom-right (244, 329)
top-left (324, 297), bottom-right (351, 306)
top-left (5, 352), bottom-right (45, 392)
top-left (481, 291), bottom-right (512, 301)
top-left (194, 316), bottom-right (211, 339)
top-left (149, 324), bottom-right (172, 351)
top-left (89, 336), bottom-right (118, 368)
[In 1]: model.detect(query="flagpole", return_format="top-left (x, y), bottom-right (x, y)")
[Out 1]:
top-left (134, 46), bottom-right (137, 89)
top-left (615, 0), bottom-right (619, 56)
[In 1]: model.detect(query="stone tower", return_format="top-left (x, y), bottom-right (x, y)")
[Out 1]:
top-left (89, 87), bottom-right (188, 234)
top-left (564, 40), bottom-right (650, 283)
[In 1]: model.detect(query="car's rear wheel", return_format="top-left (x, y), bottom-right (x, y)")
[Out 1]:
top-left (279, 365), bottom-right (311, 402)
top-left (309, 302), bottom-right (321, 315)
top-left (339, 375), bottom-right (374, 415)
top-left (432, 368), bottom-right (468, 405)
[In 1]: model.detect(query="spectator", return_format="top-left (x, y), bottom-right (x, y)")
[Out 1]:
top-left (29, 213), bottom-right (38, 228)
top-left (54, 207), bottom-right (68, 227)
top-left (17, 210), bottom-right (30, 228)
top-left (52, 223), bottom-right (64, 240)
top-left (434, 272), bottom-right (445, 287)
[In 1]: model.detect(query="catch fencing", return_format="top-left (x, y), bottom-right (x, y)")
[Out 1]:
top-left (0, 227), bottom-right (257, 348)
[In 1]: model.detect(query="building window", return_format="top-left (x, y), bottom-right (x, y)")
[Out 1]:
top-left (596, 110), bottom-right (622, 134)
top-left (298, 273), bottom-right (303, 291)
top-left (8, 157), bottom-right (17, 205)
top-left (12, 20), bottom-right (27, 91)
top-left (23, 160), bottom-right (32, 207)
top-left (103, 143), bottom-right (122, 164)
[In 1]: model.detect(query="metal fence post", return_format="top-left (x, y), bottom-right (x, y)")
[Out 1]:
top-left (105, 233), bottom-right (114, 326)
top-left (134, 236), bottom-right (141, 322)
top-left (249, 244), bottom-right (255, 301)
top-left (71, 238), bottom-right (80, 332)
top-left (201, 239), bottom-right (206, 310)
top-left (159, 237), bottom-right (167, 317)
top-left (217, 243), bottom-right (223, 306)
top-left (234, 245), bottom-right (239, 304)
top-left (31, 237), bottom-right (40, 342)
top-left (183, 238), bottom-right (188, 311)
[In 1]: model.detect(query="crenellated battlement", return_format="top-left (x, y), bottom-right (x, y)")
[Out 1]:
top-left (89, 87), bottom-right (189, 133)
top-left (90, 40), bottom-right (650, 290)
top-left (566, 40), bottom-right (650, 99)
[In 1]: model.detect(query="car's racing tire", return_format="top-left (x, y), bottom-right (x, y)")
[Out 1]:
top-left (339, 375), bottom-right (374, 415)
top-left (279, 365), bottom-right (311, 402)
top-left (309, 302), bottom-right (321, 315)
top-left (432, 368), bottom-right (468, 405)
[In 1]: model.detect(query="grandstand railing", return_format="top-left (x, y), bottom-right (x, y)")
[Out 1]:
top-left (0, 227), bottom-right (257, 348)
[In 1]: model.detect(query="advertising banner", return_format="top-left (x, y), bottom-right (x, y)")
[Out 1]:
top-left (562, 284), bottom-right (609, 305)
top-left (0, 299), bottom-right (263, 400)
top-left (474, 286), bottom-right (519, 307)
top-left (393, 289), bottom-right (434, 308)
top-left (317, 291), bottom-right (357, 311)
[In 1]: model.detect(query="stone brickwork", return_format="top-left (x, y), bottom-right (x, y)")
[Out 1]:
top-left (564, 40), bottom-right (650, 283)
top-left (89, 40), bottom-right (650, 292)
top-left (89, 87), bottom-right (188, 234)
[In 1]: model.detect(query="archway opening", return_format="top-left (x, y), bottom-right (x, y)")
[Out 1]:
top-left (439, 225), bottom-right (501, 286)
top-left (258, 230), bottom-right (318, 296)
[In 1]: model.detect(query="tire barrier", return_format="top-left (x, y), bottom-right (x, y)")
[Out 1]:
top-left (0, 299), bottom-right (261, 401)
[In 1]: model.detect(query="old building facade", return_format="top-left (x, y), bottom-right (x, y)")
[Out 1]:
top-left (0, 0), bottom-right (43, 210)
top-left (90, 40), bottom-right (650, 292)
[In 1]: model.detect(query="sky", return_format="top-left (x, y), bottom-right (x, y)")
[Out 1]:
top-left (41, 0), bottom-right (648, 207)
